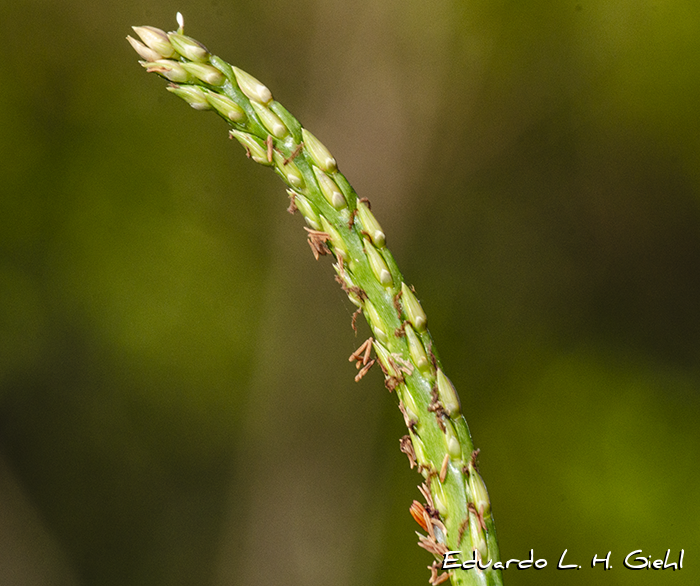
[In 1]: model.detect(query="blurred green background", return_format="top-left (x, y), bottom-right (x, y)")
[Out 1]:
top-left (1, 0), bottom-right (698, 585)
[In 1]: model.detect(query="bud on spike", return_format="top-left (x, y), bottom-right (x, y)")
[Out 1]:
top-left (313, 167), bottom-right (346, 210)
top-left (166, 84), bottom-right (210, 110)
top-left (405, 324), bottom-right (429, 371)
top-left (400, 282), bottom-right (427, 332)
top-left (127, 35), bottom-right (163, 62)
top-left (229, 130), bottom-right (270, 165)
top-left (470, 512), bottom-right (489, 561)
top-left (180, 62), bottom-right (224, 85)
top-left (132, 26), bottom-right (176, 58)
top-left (142, 60), bottom-right (193, 83)
top-left (167, 32), bottom-right (210, 62)
top-left (443, 418), bottom-right (462, 459)
top-left (250, 101), bottom-right (288, 138)
top-left (357, 200), bottom-right (386, 248)
top-left (301, 128), bottom-right (337, 173)
top-left (272, 150), bottom-right (304, 188)
top-left (206, 91), bottom-right (246, 122)
top-left (365, 243), bottom-right (393, 287)
top-left (288, 190), bottom-right (322, 230)
top-left (232, 66), bottom-right (273, 105)
top-left (436, 368), bottom-right (461, 417)
top-left (365, 305), bottom-right (388, 344)
top-left (468, 465), bottom-right (492, 518)
top-left (319, 216), bottom-right (349, 262)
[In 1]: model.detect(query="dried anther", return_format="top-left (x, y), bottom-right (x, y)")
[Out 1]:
top-left (439, 453), bottom-right (449, 483)
top-left (354, 359), bottom-right (375, 382)
top-left (468, 502), bottom-right (487, 531)
top-left (428, 388), bottom-right (447, 429)
top-left (286, 190), bottom-right (298, 214)
top-left (471, 448), bottom-right (481, 469)
top-left (384, 375), bottom-right (401, 392)
top-left (398, 402), bottom-right (417, 430)
top-left (349, 337), bottom-right (373, 365)
top-left (458, 516), bottom-right (470, 544)
top-left (390, 353), bottom-right (414, 376)
top-left (304, 227), bottom-right (331, 260)
top-left (283, 142), bottom-right (304, 165)
top-left (266, 135), bottom-right (273, 163)
top-left (410, 500), bottom-right (430, 532)
top-left (416, 532), bottom-right (449, 558)
top-left (399, 435), bottom-right (417, 469)
top-left (393, 291), bottom-right (403, 316)
top-left (428, 562), bottom-right (451, 585)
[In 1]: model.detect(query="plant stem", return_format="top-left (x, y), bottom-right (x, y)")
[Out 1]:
top-left (128, 14), bottom-right (504, 586)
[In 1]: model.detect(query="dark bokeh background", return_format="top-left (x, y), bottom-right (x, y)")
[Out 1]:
top-left (1, 1), bottom-right (698, 585)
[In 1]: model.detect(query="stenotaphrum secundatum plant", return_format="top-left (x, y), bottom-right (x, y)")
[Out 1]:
top-left (128, 13), bottom-right (504, 586)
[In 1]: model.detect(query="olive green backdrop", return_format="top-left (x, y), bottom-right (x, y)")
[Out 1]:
top-left (1, 1), bottom-right (698, 585)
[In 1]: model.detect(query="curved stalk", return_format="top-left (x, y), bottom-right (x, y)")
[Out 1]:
top-left (128, 14), bottom-right (504, 586)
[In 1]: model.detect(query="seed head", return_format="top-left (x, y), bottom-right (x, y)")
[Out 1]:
top-left (132, 26), bottom-right (176, 58)
top-left (232, 66), bottom-right (273, 105)
top-left (301, 128), bottom-right (337, 173)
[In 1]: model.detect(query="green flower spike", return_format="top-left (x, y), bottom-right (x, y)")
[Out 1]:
top-left (130, 17), bottom-right (505, 586)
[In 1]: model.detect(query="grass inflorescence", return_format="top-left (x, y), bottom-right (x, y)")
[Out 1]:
top-left (128, 14), bottom-right (504, 586)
